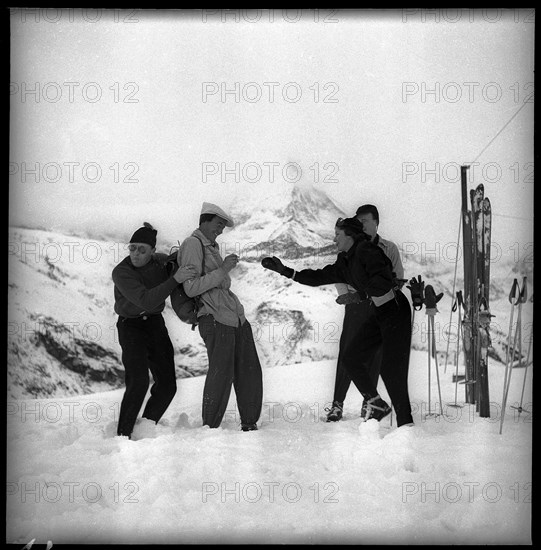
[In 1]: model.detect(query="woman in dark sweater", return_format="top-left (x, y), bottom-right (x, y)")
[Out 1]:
top-left (262, 217), bottom-right (413, 427)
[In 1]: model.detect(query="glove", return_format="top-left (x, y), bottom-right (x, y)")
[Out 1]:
top-left (394, 278), bottom-right (407, 289)
top-left (336, 292), bottom-right (362, 305)
top-left (261, 256), bottom-right (294, 278)
top-left (424, 284), bottom-right (444, 310)
top-left (406, 275), bottom-right (425, 311)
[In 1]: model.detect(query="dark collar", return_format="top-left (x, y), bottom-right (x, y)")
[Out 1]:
top-left (345, 239), bottom-right (360, 259)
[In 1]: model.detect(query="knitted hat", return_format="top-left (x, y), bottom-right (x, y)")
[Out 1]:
top-left (200, 202), bottom-right (234, 227)
top-left (130, 222), bottom-right (157, 248)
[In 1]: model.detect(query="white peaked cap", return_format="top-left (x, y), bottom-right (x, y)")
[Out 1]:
top-left (200, 202), bottom-right (234, 227)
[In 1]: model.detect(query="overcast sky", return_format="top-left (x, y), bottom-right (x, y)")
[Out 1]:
top-left (9, 9), bottom-right (534, 258)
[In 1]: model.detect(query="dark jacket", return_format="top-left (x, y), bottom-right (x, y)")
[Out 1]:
top-left (112, 253), bottom-right (177, 318)
top-left (294, 238), bottom-right (394, 299)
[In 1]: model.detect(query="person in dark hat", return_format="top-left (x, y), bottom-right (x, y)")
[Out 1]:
top-left (326, 204), bottom-right (405, 422)
top-left (178, 203), bottom-right (263, 431)
top-left (112, 222), bottom-right (198, 439)
top-left (262, 216), bottom-right (414, 428)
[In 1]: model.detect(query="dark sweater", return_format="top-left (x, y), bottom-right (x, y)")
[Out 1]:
top-left (112, 253), bottom-right (178, 318)
top-left (294, 238), bottom-right (394, 298)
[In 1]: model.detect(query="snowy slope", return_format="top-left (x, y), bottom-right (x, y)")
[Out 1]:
top-left (6, 350), bottom-right (532, 545)
top-left (8, 180), bottom-right (533, 399)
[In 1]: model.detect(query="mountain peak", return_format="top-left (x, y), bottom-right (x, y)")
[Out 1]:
top-left (225, 184), bottom-right (346, 257)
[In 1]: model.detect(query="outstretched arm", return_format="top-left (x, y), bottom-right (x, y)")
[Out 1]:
top-left (294, 263), bottom-right (345, 287)
top-left (262, 256), bottom-right (346, 287)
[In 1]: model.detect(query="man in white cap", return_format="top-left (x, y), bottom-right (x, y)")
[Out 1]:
top-left (178, 202), bottom-right (263, 430)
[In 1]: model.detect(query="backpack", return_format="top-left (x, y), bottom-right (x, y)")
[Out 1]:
top-left (165, 236), bottom-right (206, 330)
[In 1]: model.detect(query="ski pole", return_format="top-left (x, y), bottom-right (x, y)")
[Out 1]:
top-left (430, 314), bottom-right (444, 417)
top-left (448, 291), bottom-right (464, 409)
top-left (426, 310), bottom-right (433, 417)
top-left (500, 280), bottom-right (519, 434)
top-left (509, 278), bottom-right (529, 416)
top-left (499, 278), bottom-right (523, 434)
top-left (501, 279), bottom-right (519, 395)
top-left (511, 321), bottom-right (532, 416)
top-left (425, 313), bottom-right (439, 417)
top-left (424, 285), bottom-right (444, 418)
top-left (444, 293), bottom-right (457, 375)
top-left (444, 212), bottom-right (463, 374)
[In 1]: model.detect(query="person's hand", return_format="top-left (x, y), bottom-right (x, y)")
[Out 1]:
top-left (394, 278), bottom-right (407, 289)
top-left (222, 254), bottom-right (239, 273)
top-left (261, 256), bottom-right (286, 274)
top-left (261, 256), bottom-right (295, 278)
top-left (174, 264), bottom-right (199, 283)
top-left (424, 285), bottom-right (444, 310)
top-left (336, 292), bottom-right (362, 305)
top-left (406, 275), bottom-right (425, 311)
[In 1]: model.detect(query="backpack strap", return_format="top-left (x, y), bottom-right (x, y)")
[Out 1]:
top-left (190, 236), bottom-right (207, 329)
top-left (192, 235), bottom-right (206, 276)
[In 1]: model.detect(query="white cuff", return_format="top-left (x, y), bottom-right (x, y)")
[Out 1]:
top-left (371, 289), bottom-right (395, 307)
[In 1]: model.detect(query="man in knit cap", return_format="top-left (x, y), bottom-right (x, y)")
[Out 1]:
top-left (178, 202), bottom-right (263, 431)
top-left (112, 222), bottom-right (198, 439)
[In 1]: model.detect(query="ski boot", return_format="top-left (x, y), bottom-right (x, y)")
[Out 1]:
top-left (360, 396), bottom-right (391, 422)
top-left (241, 423), bottom-right (258, 432)
top-left (325, 401), bottom-right (343, 422)
top-left (360, 399), bottom-right (368, 420)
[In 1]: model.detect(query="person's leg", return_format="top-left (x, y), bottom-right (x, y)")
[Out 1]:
top-left (339, 302), bottom-right (383, 400)
top-left (332, 306), bottom-right (354, 404)
top-left (366, 344), bottom-right (382, 388)
top-left (373, 290), bottom-right (413, 426)
top-left (116, 318), bottom-right (151, 437)
top-left (329, 302), bottom-right (382, 421)
top-left (142, 315), bottom-right (177, 423)
top-left (198, 315), bottom-right (236, 428)
top-left (233, 320), bottom-right (263, 427)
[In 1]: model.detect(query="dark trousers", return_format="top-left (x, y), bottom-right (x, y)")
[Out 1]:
top-left (198, 315), bottom-right (263, 428)
top-left (116, 314), bottom-right (177, 437)
top-left (339, 290), bottom-right (413, 427)
top-left (333, 301), bottom-right (382, 404)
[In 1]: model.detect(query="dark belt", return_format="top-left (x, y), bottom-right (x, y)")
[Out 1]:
top-left (118, 313), bottom-right (162, 322)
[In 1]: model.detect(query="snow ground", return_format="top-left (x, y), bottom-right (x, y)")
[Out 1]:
top-left (6, 350), bottom-right (532, 545)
